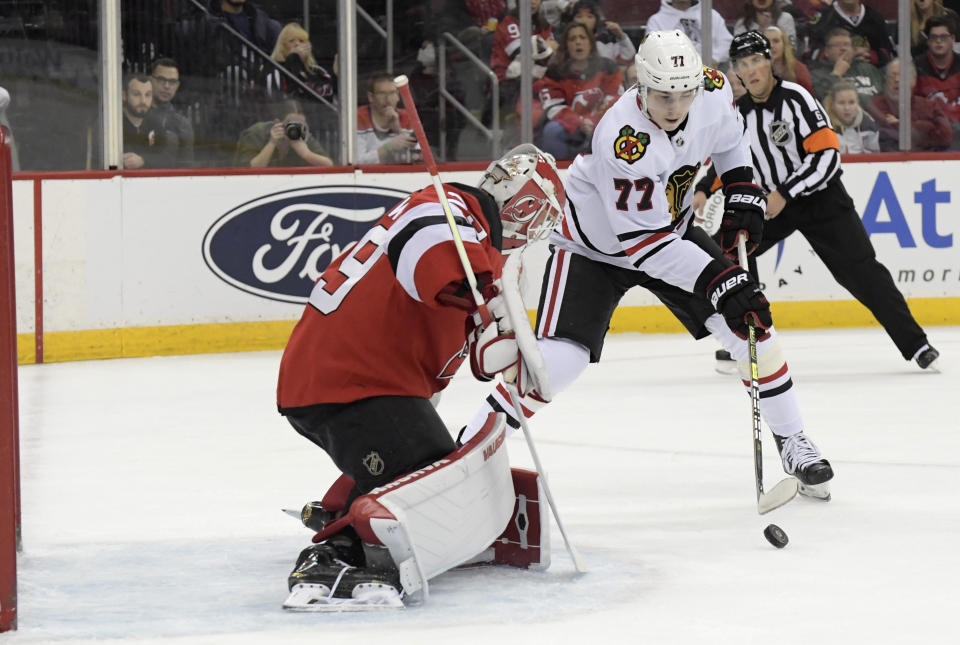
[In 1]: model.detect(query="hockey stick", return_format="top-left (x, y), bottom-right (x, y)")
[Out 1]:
top-left (393, 74), bottom-right (491, 325)
top-left (505, 384), bottom-right (588, 573)
top-left (394, 75), bottom-right (586, 572)
top-left (737, 236), bottom-right (798, 515)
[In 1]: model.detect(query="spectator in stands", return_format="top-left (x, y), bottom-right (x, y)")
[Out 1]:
top-left (209, 0), bottom-right (281, 54)
top-left (534, 20), bottom-right (622, 160)
top-left (266, 23), bottom-right (337, 103)
top-left (645, 0), bottom-right (734, 67)
top-left (149, 58), bottom-right (195, 168)
top-left (489, 0), bottom-right (557, 117)
top-left (825, 79), bottom-right (880, 153)
top-left (810, 28), bottom-right (884, 106)
top-left (734, 0), bottom-right (798, 53)
top-left (765, 25), bottom-right (814, 94)
top-left (0, 86), bottom-right (20, 171)
top-left (807, 0), bottom-right (895, 66)
top-left (567, 1), bottom-right (635, 67)
top-left (916, 16), bottom-right (960, 124)
top-left (912, 0), bottom-right (960, 55)
top-left (357, 74), bottom-right (423, 165)
top-left (234, 100), bottom-right (333, 167)
top-left (122, 73), bottom-right (171, 169)
top-left (867, 58), bottom-right (954, 151)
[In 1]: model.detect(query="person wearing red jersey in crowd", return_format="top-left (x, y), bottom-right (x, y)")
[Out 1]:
top-left (535, 20), bottom-right (623, 160)
top-left (867, 58), bottom-right (954, 151)
top-left (489, 0), bottom-right (558, 116)
top-left (356, 73), bottom-right (422, 164)
top-left (276, 144), bottom-right (565, 607)
top-left (490, 0), bottom-right (557, 82)
top-left (915, 16), bottom-right (960, 122)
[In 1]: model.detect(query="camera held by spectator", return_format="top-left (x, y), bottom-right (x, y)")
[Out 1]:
top-left (284, 120), bottom-right (306, 140)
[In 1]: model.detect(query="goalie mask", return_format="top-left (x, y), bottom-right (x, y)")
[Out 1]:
top-left (478, 144), bottom-right (565, 251)
top-left (634, 30), bottom-right (703, 119)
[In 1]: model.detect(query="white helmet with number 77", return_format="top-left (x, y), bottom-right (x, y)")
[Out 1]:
top-left (634, 30), bottom-right (703, 120)
top-left (478, 144), bottom-right (566, 251)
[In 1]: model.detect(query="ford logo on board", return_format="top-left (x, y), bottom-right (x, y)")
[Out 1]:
top-left (202, 185), bottom-right (410, 303)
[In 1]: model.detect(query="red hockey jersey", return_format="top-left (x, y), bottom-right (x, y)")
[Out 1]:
top-left (535, 58), bottom-right (623, 134)
top-left (490, 14), bottom-right (554, 81)
top-left (277, 184), bottom-right (503, 408)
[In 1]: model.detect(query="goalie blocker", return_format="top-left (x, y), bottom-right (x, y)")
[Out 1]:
top-left (284, 412), bottom-right (551, 611)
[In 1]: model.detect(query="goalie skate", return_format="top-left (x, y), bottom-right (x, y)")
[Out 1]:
top-left (283, 582), bottom-right (404, 612)
top-left (283, 542), bottom-right (404, 612)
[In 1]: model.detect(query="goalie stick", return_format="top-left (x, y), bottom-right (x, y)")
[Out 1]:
top-left (738, 236), bottom-right (798, 515)
top-left (394, 74), bottom-right (585, 573)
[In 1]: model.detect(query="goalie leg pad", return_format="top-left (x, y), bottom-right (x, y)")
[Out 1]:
top-left (459, 467), bottom-right (551, 570)
top-left (338, 411), bottom-right (516, 601)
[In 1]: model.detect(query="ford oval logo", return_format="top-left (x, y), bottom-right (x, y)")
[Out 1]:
top-left (202, 185), bottom-right (410, 303)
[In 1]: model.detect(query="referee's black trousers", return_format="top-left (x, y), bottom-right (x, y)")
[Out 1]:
top-left (754, 177), bottom-right (928, 360)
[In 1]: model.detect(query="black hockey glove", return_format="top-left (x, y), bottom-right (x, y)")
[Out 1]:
top-left (698, 260), bottom-right (772, 340)
top-left (718, 182), bottom-right (766, 258)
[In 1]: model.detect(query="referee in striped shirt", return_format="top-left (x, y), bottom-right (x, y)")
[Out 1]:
top-left (697, 31), bottom-right (939, 370)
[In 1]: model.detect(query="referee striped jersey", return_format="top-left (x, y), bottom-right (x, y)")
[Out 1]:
top-left (736, 78), bottom-right (841, 200)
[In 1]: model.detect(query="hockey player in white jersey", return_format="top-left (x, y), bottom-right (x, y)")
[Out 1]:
top-left (461, 30), bottom-right (834, 498)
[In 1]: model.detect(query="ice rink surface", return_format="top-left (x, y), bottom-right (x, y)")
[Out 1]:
top-left (8, 326), bottom-right (959, 644)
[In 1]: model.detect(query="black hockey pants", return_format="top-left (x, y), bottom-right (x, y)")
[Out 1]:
top-left (754, 177), bottom-right (928, 359)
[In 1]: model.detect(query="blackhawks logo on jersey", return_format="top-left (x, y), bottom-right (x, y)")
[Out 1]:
top-left (703, 66), bottom-right (725, 92)
top-left (666, 163), bottom-right (701, 222)
top-left (613, 125), bottom-right (650, 164)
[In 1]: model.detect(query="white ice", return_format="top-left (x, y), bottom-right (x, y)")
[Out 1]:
top-left (8, 327), bottom-right (959, 644)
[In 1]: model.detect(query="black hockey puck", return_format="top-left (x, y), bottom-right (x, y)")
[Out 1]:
top-left (763, 523), bottom-right (789, 548)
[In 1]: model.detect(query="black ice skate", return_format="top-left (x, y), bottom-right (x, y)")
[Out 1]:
top-left (916, 345), bottom-right (940, 371)
top-left (283, 540), bottom-right (403, 611)
top-left (774, 431), bottom-right (833, 501)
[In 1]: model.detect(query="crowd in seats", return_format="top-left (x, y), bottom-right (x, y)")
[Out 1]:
top-left (8, 0), bottom-right (960, 172)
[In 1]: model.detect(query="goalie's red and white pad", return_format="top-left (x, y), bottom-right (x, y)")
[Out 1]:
top-left (321, 411), bottom-right (515, 603)
top-left (459, 467), bottom-right (551, 570)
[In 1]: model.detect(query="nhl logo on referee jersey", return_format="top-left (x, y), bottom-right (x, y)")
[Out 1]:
top-left (613, 125), bottom-right (650, 164)
top-left (363, 451), bottom-right (385, 476)
top-left (768, 120), bottom-right (794, 146)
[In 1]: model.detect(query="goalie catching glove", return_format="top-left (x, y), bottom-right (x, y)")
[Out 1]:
top-left (697, 260), bottom-right (772, 340)
top-left (718, 182), bottom-right (766, 258)
top-left (465, 289), bottom-right (539, 396)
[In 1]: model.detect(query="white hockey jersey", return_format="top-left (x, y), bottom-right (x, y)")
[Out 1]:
top-left (554, 68), bottom-right (751, 293)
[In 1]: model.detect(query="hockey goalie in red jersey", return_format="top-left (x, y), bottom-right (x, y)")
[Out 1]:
top-left (276, 144), bottom-right (564, 610)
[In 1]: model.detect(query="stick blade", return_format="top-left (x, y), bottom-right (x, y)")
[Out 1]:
top-left (569, 546), bottom-right (589, 574)
top-left (757, 477), bottom-right (799, 515)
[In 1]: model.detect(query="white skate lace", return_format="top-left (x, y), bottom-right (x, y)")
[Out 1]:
top-left (326, 560), bottom-right (354, 599)
top-left (780, 433), bottom-right (823, 474)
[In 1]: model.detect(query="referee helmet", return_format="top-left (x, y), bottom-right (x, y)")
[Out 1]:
top-left (729, 30), bottom-right (771, 63)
